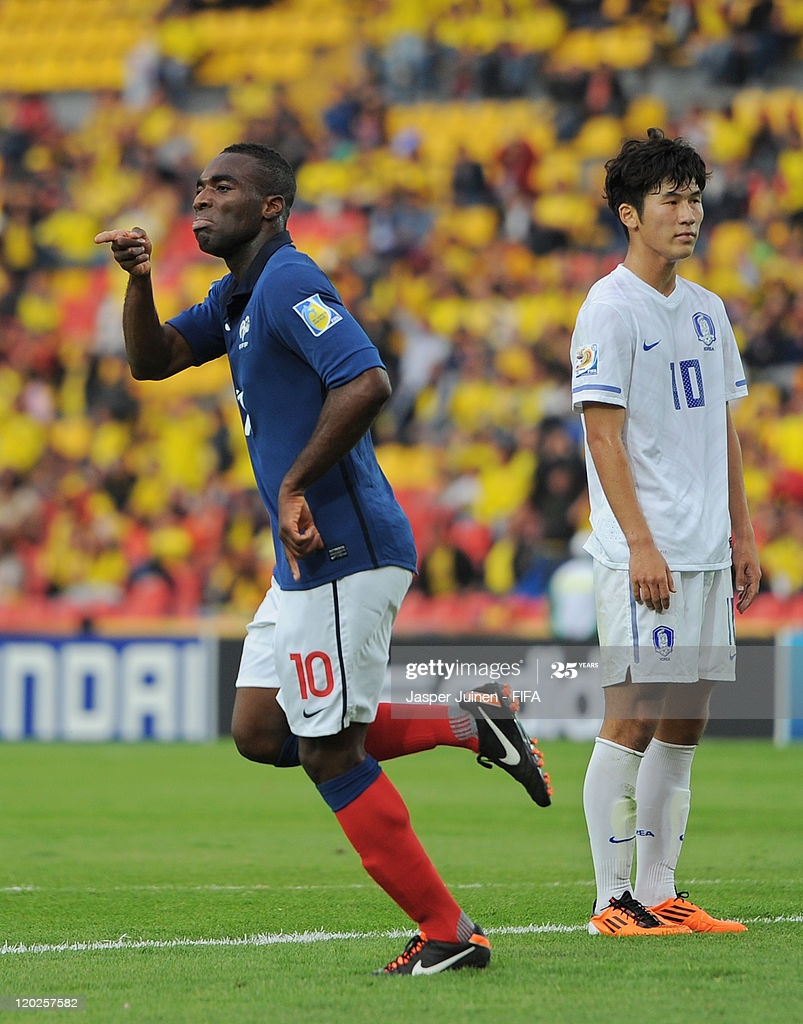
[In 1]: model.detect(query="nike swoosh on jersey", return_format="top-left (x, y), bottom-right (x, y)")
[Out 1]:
top-left (302, 707), bottom-right (325, 718)
top-left (608, 835), bottom-right (636, 844)
top-left (411, 947), bottom-right (476, 975)
top-left (642, 339), bottom-right (661, 351)
top-left (475, 706), bottom-right (521, 766)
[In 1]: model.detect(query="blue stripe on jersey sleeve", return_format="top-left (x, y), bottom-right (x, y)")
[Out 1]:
top-left (572, 384), bottom-right (623, 395)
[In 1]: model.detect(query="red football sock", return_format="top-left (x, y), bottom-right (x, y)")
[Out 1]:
top-left (364, 703), bottom-right (479, 761)
top-left (335, 770), bottom-right (464, 942)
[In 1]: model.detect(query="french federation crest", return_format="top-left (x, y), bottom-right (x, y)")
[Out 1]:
top-left (692, 311), bottom-right (716, 350)
top-left (574, 344), bottom-right (598, 377)
top-left (293, 293), bottom-right (343, 337)
top-left (652, 625), bottom-right (674, 660)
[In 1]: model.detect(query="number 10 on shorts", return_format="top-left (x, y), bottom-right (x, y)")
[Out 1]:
top-left (290, 651), bottom-right (335, 699)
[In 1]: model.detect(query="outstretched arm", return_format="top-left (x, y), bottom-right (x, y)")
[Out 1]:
top-left (94, 227), bottom-right (195, 380)
top-left (582, 401), bottom-right (675, 612)
top-left (279, 366), bottom-right (391, 580)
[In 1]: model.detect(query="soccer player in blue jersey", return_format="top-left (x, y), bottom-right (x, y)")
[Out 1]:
top-left (570, 129), bottom-right (761, 936)
top-left (95, 143), bottom-right (549, 974)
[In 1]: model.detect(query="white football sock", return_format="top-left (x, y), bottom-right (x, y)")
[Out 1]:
top-left (583, 737), bottom-right (644, 916)
top-left (633, 737), bottom-right (695, 907)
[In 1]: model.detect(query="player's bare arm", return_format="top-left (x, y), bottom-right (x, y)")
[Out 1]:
top-left (94, 227), bottom-right (195, 380)
top-left (582, 401), bottom-right (675, 611)
top-left (726, 407), bottom-right (761, 613)
top-left (279, 366), bottom-right (392, 579)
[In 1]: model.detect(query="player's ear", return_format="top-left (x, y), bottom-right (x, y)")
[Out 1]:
top-left (263, 194), bottom-right (285, 223)
top-left (618, 203), bottom-right (639, 232)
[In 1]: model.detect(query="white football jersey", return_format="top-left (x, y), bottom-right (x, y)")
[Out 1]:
top-left (570, 264), bottom-right (748, 570)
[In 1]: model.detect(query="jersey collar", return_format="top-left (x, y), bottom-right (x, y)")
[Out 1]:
top-left (223, 230), bottom-right (293, 319)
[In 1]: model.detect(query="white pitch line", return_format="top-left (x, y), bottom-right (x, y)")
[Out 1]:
top-left (2, 881), bottom-right (588, 895)
top-left (5, 878), bottom-right (801, 896)
top-left (2, 917), bottom-right (801, 957)
top-left (0, 924), bottom-right (601, 956)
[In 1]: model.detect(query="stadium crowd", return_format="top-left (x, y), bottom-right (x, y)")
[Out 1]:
top-left (1, 0), bottom-right (803, 633)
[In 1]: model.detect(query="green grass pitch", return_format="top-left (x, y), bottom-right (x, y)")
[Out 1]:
top-left (1, 738), bottom-right (801, 1023)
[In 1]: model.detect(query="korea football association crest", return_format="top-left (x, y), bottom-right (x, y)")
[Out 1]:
top-left (652, 625), bottom-right (674, 661)
top-left (293, 293), bottom-right (343, 337)
top-left (574, 344), bottom-right (598, 378)
top-left (692, 311), bottom-right (716, 351)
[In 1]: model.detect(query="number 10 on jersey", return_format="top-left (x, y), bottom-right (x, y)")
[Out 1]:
top-left (670, 358), bottom-right (705, 409)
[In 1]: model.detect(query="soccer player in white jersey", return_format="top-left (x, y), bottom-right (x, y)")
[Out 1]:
top-left (570, 128), bottom-right (761, 935)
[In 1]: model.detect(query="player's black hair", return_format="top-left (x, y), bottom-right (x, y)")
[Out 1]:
top-left (604, 127), bottom-right (709, 239)
top-left (222, 142), bottom-right (297, 219)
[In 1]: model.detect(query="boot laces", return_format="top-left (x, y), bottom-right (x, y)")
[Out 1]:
top-left (382, 933), bottom-right (426, 972)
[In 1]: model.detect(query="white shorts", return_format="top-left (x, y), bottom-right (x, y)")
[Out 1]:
top-left (593, 563), bottom-right (737, 686)
top-left (235, 567), bottom-right (412, 737)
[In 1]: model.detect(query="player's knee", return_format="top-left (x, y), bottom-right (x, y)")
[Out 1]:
top-left (231, 687), bottom-right (289, 764)
top-left (600, 717), bottom-right (658, 752)
top-left (655, 717), bottom-right (708, 745)
top-left (298, 738), bottom-right (364, 785)
top-left (231, 719), bottom-right (283, 764)
top-left (630, 721), bottom-right (659, 752)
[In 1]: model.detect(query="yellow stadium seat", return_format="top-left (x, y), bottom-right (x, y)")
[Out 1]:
top-left (598, 22), bottom-right (655, 70)
top-left (436, 206), bottom-right (499, 248)
top-left (764, 88), bottom-right (799, 135)
top-left (550, 28), bottom-right (600, 70)
top-left (572, 115), bottom-right (624, 159)
top-left (624, 95), bottom-right (669, 138)
top-left (706, 221), bottom-right (756, 267)
top-left (49, 417), bottom-right (93, 462)
top-left (517, 6), bottom-right (568, 52)
top-left (0, 414), bottom-right (47, 473)
top-left (533, 148), bottom-right (583, 191)
top-left (777, 148), bottom-right (803, 212)
top-left (706, 112), bottom-right (752, 163)
top-left (427, 296), bottom-right (469, 337)
top-left (731, 88), bottom-right (768, 137)
top-left (693, 0), bottom-right (731, 38)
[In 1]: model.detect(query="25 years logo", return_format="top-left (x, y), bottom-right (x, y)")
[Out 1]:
top-left (550, 660), bottom-right (598, 679)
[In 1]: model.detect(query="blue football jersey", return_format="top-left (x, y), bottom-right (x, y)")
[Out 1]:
top-left (168, 233), bottom-right (417, 590)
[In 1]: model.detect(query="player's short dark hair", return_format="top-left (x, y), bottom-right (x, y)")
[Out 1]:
top-left (604, 128), bottom-right (709, 238)
top-left (222, 142), bottom-right (296, 216)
